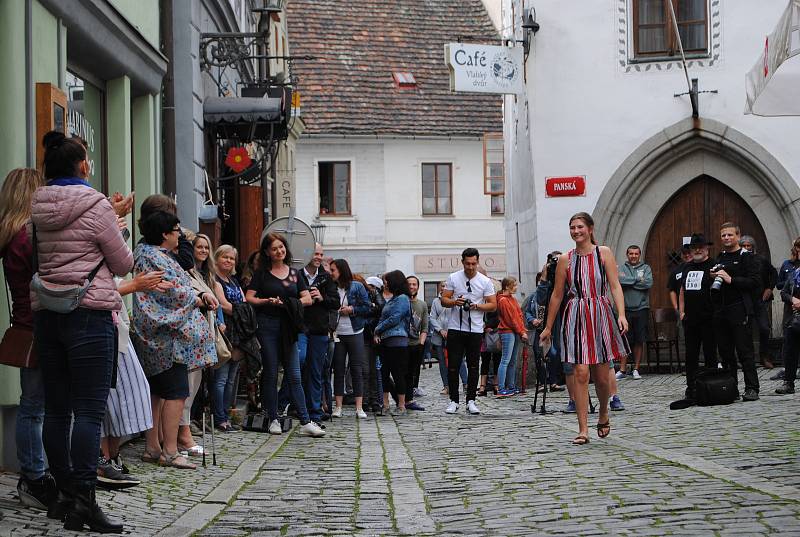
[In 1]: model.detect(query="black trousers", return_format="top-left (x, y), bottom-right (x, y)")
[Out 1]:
top-left (381, 345), bottom-right (408, 396)
top-left (683, 320), bottom-right (717, 392)
top-left (447, 330), bottom-right (482, 403)
top-left (783, 324), bottom-right (800, 385)
top-left (713, 314), bottom-right (760, 393)
top-left (405, 344), bottom-right (424, 401)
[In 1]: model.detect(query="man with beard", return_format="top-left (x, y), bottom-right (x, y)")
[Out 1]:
top-left (404, 276), bottom-right (429, 411)
top-left (679, 234), bottom-right (718, 399)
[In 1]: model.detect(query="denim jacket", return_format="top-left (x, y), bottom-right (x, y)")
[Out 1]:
top-left (340, 281), bottom-right (371, 333)
top-left (375, 293), bottom-right (410, 339)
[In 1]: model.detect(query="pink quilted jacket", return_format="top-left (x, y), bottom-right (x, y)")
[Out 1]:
top-left (30, 185), bottom-right (133, 311)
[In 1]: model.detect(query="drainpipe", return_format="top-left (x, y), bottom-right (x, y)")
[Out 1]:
top-left (161, 0), bottom-right (176, 197)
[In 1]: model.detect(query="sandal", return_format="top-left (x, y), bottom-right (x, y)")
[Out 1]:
top-left (160, 452), bottom-right (197, 470)
top-left (572, 435), bottom-right (590, 445)
top-left (597, 421), bottom-right (611, 439)
top-left (140, 448), bottom-right (163, 464)
top-left (477, 388), bottom-right (487, 397)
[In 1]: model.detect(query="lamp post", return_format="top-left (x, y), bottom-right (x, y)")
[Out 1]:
top-left (310, 219), bottom-right (327, 245)
top-left (252, 0), bottom-right (285, 14)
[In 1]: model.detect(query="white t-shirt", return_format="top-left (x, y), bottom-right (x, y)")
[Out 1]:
top-left (336, 287), bottom-right (362, 336)
top-left (444, 270), bottom-right (496, 333)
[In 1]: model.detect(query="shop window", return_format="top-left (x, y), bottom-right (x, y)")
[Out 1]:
top-left (423, 281), bottom-right (440, 309)
top-left (66, 71), bottom-right (105, 193)
top-left (422, 163), bottom-right (452, 215)
top-left (319, 161), bottom-right (351, 215)
top-left (632, 0), bottom-right (708, 59)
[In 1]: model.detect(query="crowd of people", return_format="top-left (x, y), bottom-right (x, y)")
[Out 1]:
top-left (1, 131), bottom-right (797, 532)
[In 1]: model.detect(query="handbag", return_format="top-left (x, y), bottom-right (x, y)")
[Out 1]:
top-left (30, 225), bottom-right (104, 314)
top-left (694, 368), bottom-right (738, 406)
top-left (484, 329), bottom-right (502, 353)
top-left (213, 325), bottom-right (232, 368)
top-left (0, 325), bottom-right (36, 368)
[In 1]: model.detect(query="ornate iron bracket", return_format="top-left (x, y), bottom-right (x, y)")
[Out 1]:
top-left (200, 31), bottom-right (266, 72)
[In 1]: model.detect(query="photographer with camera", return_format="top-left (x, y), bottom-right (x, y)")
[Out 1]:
top-left (710, 222), bottom-right (761, 401)
top-left (441, 248), bottom-right (497, 415)
top-left (678, 234), bottom-right (718, 399)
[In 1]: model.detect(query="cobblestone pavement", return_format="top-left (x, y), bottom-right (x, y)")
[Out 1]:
top-left (1, 365), bottom-right (799, 536)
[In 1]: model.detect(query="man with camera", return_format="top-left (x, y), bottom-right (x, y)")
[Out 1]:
top-left (711, 223), bottom-right (761, 401)
top-left (441, 248), bottom-right (497, 415)
top-left (298, 243), bottom-right (339, 425)
top-left (679, 234), bottom-right (718, 399)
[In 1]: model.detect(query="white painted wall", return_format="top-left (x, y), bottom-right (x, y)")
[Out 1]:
top-left (481, 0), bottom-right (503, 33)
top-left (294, 137), bottom-right (507, 301)
top-left (504, 0), bottom-right (800, 269)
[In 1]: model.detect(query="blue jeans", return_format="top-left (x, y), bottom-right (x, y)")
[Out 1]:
top-left (212, 360), bottom-right (240, 425)
top-left (278, 335), bottom-right (308, 412)
top-left (17, 367), bottom-right (46, 480)
top-left (302, 334), bottom-right (329, 422)
top-left (497, 333), bottom-right (520, 391)
top-left (434, 343), bottom-right (467, 387)
top-left (256, 316), bottom-right (310, 424)
top-left (35, 309), bottom-right (115, 487)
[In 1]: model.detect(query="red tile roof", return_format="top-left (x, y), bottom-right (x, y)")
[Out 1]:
top-left (286, 0), bottom-right (503, 137)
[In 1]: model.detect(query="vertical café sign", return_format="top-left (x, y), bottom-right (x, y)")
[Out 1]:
top-left (445, 43), bottom-right (524, 94)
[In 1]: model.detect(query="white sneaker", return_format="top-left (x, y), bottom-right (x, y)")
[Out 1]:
top-left (632, 369), bottom-right (642, 380)
top-left (331, 406), bottom-right (343, 418)
top-left (615, 371), bottom-right (626, 380)
top-left (356, 409), bottom-right (368, 419)
top-left (467, 400), bottom-right (480, 415)
top-left (414, 387), bottom-right (427, 397)
top-left (268, 419), bottom-right (282, 435)
top-left (298, 421), bottom-right (326, 437)
top-left (445, 401), bottom-right (459, 414)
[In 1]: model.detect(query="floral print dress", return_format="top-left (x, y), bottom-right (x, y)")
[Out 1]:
top-left (131, 243), bottom-right (217, 377)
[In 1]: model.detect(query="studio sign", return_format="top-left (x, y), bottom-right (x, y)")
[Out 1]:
top-left (445, 43), bottom-right (524, 94)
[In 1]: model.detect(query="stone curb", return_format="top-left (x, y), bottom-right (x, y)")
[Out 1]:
top-left (154, 427), bottom-right (294, 537)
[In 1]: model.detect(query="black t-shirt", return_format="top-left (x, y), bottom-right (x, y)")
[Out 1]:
top-left (681, 258), bottom-right (715, 323)
top-left (247, 267), bottom-right (307, 317)
top-left (711, 249), bottom-right (759, 315)
top-left (667, 262), bottom-right (687, 294)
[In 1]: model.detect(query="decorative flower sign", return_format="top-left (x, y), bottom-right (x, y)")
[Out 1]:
top-left (225, 147), bottom-right (252, 173)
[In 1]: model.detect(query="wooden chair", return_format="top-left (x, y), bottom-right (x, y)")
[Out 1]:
top-left (645, 308), bottom-right (681, 373)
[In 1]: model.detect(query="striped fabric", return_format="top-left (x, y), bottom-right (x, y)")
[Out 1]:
top-left (560, 247), bottom-right (630, 365)
top-left (102, 310), bottom-right (153, 438)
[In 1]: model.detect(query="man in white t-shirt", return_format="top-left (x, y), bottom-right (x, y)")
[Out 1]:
top-left (440, 248), bottom-right (497, 415)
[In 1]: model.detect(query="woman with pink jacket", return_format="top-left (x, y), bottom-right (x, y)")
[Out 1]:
top-left (31, 131), bottom-right (133, 534)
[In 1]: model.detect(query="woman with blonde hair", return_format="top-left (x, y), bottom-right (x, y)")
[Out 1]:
top-left (496, 276), bottom-right (528, 397)
top-left (540, 212), bottom-right (629, 445)
top-left (0, 168), bottom-right (54, 509)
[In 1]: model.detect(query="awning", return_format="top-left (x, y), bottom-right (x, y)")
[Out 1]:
top-left (745, 0), bottom-right (800, 116)
top-left (203, 96), bottom-right (287, 142)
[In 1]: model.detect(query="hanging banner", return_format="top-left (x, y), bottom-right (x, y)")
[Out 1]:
top-left (445, 43), bottom-right (524, 94)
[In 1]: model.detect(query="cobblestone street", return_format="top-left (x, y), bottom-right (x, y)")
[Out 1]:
top-left (2, 366), bottom-right (799, 536)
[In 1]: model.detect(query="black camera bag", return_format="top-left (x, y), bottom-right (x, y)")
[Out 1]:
top-left (694, 368), bottom-right (738, 406)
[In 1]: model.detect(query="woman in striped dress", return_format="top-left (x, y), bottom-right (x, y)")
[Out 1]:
top-left (540, 212), bottom-right (629, 445)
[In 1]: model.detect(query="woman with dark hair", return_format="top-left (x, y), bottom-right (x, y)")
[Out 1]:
top-left (132, 211), bottom-right (217, 471)
top-left (0, 168), bottom-right (54, 509)
top-left (138, 194), bottom-right (194, 271)
top-left (30, 131), bottom-right (133, 532)
top-left (245, 233), bottom-right (325, 437)
top-left (374, 270), bottom-right (411, 415)
top-left (329, 259), bottom-right (371, 418)
top-left (540, 212), bottom-right (629, 445)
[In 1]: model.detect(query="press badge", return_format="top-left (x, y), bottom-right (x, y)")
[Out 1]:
top-left (685, 271), bottom-right (703, 291)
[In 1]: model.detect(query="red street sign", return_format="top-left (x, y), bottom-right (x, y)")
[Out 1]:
top-left (545, 176), bottom-right (586, 197)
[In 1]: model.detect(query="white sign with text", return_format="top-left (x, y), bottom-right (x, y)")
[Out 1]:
top-left (445, 43), bottom-right (524, 94)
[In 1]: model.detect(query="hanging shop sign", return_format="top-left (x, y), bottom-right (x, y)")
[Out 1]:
top-left (225, 146), bottom-right (252, 173)
top-left (445, 43), bottom-right (524, 94)
top-left (545, 176), bottom-right (586, 197)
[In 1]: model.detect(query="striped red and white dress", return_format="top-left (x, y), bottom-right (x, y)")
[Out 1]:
top-left (561, 246), bottom-right (629, 364)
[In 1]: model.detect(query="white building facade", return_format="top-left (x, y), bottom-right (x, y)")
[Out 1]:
top-left (503, 0), bottom-right (800, 310)
top-left (294, 137), bottom-right (507, 302)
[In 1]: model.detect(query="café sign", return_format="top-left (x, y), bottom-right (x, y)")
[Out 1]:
top-left (445, 43), bottom-right (524, 94)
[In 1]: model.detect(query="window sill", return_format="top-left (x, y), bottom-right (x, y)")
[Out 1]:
top-left (628, 53), bottom-right (710, 64)
top-left (421, 213), bottom-right (455, 217)
top-left (318, 214), bottom-right (355, 218)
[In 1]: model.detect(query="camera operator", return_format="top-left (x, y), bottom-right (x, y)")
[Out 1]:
top-left (440, 248), bottom-right (497, 415)
top-left (678, 234), bottom-right (718, 399)
top-left (710, 222), bottom-right (761, 401)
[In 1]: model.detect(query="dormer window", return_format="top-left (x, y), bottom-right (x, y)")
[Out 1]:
top-left (392, 72), bottom-right (417, 89)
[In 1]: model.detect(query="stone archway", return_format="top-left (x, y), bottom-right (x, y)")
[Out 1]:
top-left (593, 117), bottom-right (800, 262)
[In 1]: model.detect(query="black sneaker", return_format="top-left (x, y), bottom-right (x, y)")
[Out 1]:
top-left (742, 389), bottom-right (760, 402)
top-left (111, 455), bottom-right (130, 475)
top-left (775, 382), bottom-right (795, 395)
top-left (17, 473), bottom-right (56, 510)
top-left (97, 457), bottom-right (140, 490)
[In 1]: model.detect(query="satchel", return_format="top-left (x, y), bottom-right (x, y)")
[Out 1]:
top-left (0, 325), bottom-right (36, 368)
top-left (694, 368), bottom-right (738, 406)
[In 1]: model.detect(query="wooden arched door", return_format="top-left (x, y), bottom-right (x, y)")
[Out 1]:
top-left (644, 175), bottom-right (770, 310)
